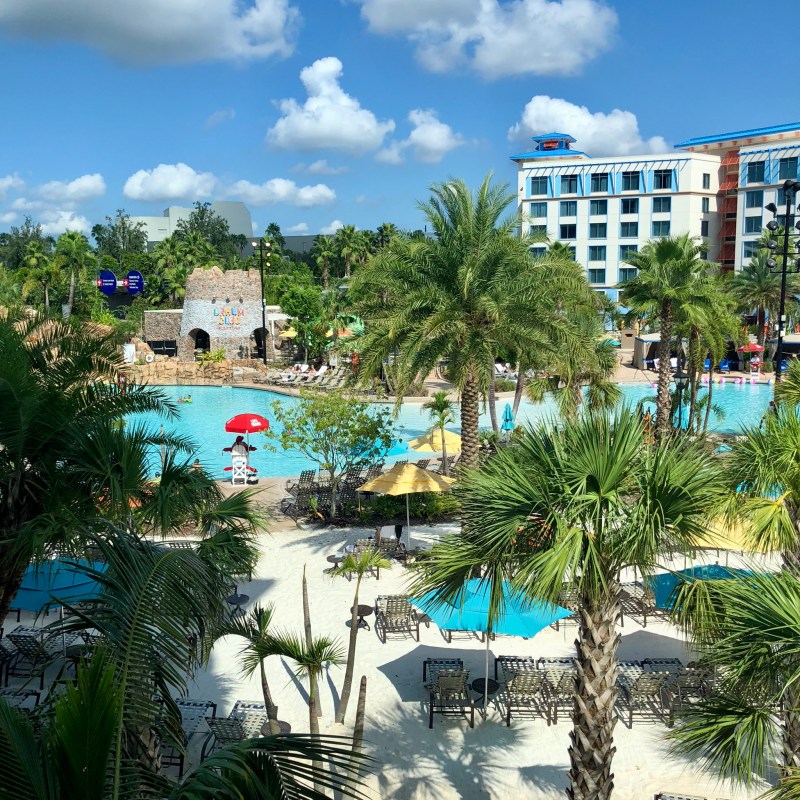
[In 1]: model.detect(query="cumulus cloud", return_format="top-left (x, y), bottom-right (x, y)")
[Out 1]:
top-left (224, 178), bottom-right (335, 207)
top-left (205, 108), bottom-right (236, 128)
top-left (37, 173), bottom-right (106, 202)
top-left (0, 0), bottom-right (300, 65)
top-left (285, 222), bottom-right (309, 233)
top-left (355, 0), bottom-right (617, 79)
top-left (0, 174), bottom-right (24, 200)
top-left (0, 212), bottom-right (17, 224)
top-left (320, 219), bottom-right (344, 234)
top-left (267, 57), bottom-right (395, 154)
top-left (377, 109), bottom-right (463, 164)
top-left (123, 163), bottom-right (217, 202)
top-left (39, 209), bottom-right (91, 235)
top-left (307, 159), bottom-right (348, 175)
top-left (508, 95), bottom-right (668, 156)
top-left (11, 197), bottom-right (45, 211)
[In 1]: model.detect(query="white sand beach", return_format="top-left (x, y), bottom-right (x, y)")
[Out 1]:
top-left (178, 506), bottom-right (776, 800)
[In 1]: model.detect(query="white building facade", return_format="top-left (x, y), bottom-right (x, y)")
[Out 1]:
top-left (512, 133), bottom-right (720, 298)
top-left (130, 201), bottom-right (253, 247)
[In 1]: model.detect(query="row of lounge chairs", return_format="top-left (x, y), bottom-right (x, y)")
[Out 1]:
top-left (255, 365), bottom-right (350, 391)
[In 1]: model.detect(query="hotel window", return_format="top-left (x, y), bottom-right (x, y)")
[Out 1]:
top-left (702, 197), bottom-right (710, 213)
top-left (620, 221), bottom-right (638, 238)
top-left (560, 200), bottom-right (577, 216)
top-left (590, 173), bottom-right (609, 193)
top-left (744, 215), bottom-right (762, 234)
top-left (530, 176), bottom-right (548, 195)
top-left (622, 171), bottom-right (640, 191)
top-left (561, 175), bottom-right (578, 194)
top-left (566, 246), bottom-right (577, 259)
top-left (745, 190), bottom-right (763, 209)
top-left (588, 245), bottom-right (607, 261)
top-left (779, 157), bottom-right (798, 180)
top-left (747, 161), bottom-right (765, 183)
top-left (618, 266), bottom-right (638, 282)
top-left (530, 225), bottom-right (548, 237)
top-left (619, 244), bottom-right (638, 260)
top-left (590, 199), bottom-right (608, 215)
top-left (701, 220), bottom-right (709, 237)
top-left (529, 201), bottom-right (547, 217)
top-left (743, 241), bottom-right (760, 260)
top-left (621, 198), bottom-right (639, 214)
top-left (529, 245), bottom-right (548, 257)
top-left (589, 223), bottom-right (607, 239)
top-left (588, 268), bottom-right (606, 284)
top-left (653, 196), bottom-right (671, 213)
top-left (702, 173), bottom-right (711, 189)
top-left (653, 169), bottom-right (673, 190)
top-left (560, 223), bottom-right (577, 239)
top-left (652, 220), bottom-right (671, 237)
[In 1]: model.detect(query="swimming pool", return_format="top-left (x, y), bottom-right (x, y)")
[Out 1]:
top-left (128, 382), bottom-right (774, 478)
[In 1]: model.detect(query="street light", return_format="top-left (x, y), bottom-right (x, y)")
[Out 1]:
top-left (674, 370), bottom-right (689, 430)
top-left (763, 179), bottom-right (800, 381)
top-left (251, 238), bottom-right (272, 365)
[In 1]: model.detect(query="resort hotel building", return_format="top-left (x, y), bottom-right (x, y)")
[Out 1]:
top-left (511, 122), bottom-right (800, 299)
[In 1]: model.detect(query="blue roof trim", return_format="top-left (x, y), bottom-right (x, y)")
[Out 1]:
top-left (675, 122), bottom-right (800, 148)
top-left (531, 132), bottom-right (576, 142)
top-left (509, 148), bottom-right (586, 160)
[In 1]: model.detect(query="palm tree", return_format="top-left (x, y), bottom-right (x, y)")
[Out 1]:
top-left (22, 240), bottom-right (58, 314)
top-left (217, 604), bottom-right (283, 734)
top-left (776, 359), bottom-right (800, 408)
top-left (547, 240), bottom-right (577, 260)
top-left (333, 225), bottom-right (359, 279)
top-left (409, 408), bottom-right (722, 800)
top-left (374, 222), bottom-right (399, 249)
top-left (352, 173), bottom-right (595, 469)
top-left (422, 390), bottom-right (456, 475)
top-left (311, 234), bottom-right (335, 289)
top-left (55, 230), bottom-right (96, 317)
top-left (620, 234), bottom-right (709, 440)
top-left (332, 549), bottom-right (392, 724)
top-left (268, 631), bottom-right (345, 735)
top-left (729, 250), bottom-right (786, 345)
top-left (179, 230), bottom-right (217, 269)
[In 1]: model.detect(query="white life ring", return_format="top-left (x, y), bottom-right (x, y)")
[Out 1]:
top-left (145, 353), bottom-right (155, 363)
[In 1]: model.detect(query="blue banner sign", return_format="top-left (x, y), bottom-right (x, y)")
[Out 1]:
top-left (125, 269), bottom-right (144, 295)
top-left (96, 270), bottom-right (117, 296)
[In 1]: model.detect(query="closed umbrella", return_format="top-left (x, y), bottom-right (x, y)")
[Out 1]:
top-left (411, 579), bottom-right (571, 708)
top-left (358, 463), bottom-right (454, 548)
top-left (501, 403), bottom-right (515, 433)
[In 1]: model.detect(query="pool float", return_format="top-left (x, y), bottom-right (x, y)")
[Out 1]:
top-left (145, 353), bottom-right (155, 363)
top-left (178, 397), bottom-right (193, 403)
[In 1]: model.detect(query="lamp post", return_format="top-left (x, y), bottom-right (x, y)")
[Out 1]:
top-left (251, 238), bottom-right (272, 365)
top-left (763, 178), bottom-right (800, 382)
top-left (674, 370), bottom-right (689, 431)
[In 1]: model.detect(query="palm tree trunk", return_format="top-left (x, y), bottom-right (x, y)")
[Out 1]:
top-left (43, 283), bottom-right (50, 316)
top-left (460, 369), bottom-right (480, 469)
top-left (336, 574), bottom-right (363, 724)
top-left (783, 682), bottom-right (800, 773)
top-left (67, 269), bottom-right (76, 317)
top-left (322, 259), bottom-right (329, 290)
top-left (702, 367), bottom-right (714, 435)
top-left (757, 308), bottom-right (766, 346)
top-left (687, 328), bottom-right (700, 435)
top-left (440, 428), bottom-right (449, 477)
top-left (345, 255), bottom-right (351, 279)
top-left (353, 676), bottom-right (366, 752)
top-left (567, 589), bottom-right (621, 800)
top-left (512, 361), bottom-right (525, 418)
top-left (487, 370), bottom-right (499, 434)
top-left (302, 567), bottom-right (321, 719)
top-left (655, 301), bottom-right (674, 441)
top-left (260, 662), bottom-right (281, 735)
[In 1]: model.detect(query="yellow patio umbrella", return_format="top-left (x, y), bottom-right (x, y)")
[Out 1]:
top-left (358, 463), bottom-right (455, 548)
top-left (407, 428), bottom-right (462, 454)
top-left (279, 327), bottom-right (298, 338)
top-left (691, 517), bottom-right (771, 555)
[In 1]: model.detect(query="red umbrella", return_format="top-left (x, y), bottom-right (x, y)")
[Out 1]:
top-left (738, 343), bottom-right (764, 353)
top-left (225, 414), bottom-right (270, 434)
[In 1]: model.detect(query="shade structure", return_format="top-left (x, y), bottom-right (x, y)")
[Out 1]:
top-left (407, 428), bottom-right (462, 454)
top-left (738, 343), bottom-right (764, 353)
top-left (15, 559), bottom-right (105, 613)
top-left (410, 579), bottom-right (571, 707)
top-left (225, 414), bottom-right (270, 434)
top-left (501, 403), bottom-right (515, 432)
top-left (279, 327), bottom-right (298, 338)
top-left (647, 565), bottom-right (750, 610)
top-left (690, 517), bottom-right (771, 554)
top-left (357, 463), bottom-right (455, 548)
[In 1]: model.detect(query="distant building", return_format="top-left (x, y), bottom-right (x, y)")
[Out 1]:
top-left (511, 122), bottom-right (800, 298)
top-left (130, 201), bottom-right (253, 247)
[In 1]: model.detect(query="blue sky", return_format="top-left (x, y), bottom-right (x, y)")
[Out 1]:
top-left (1, 0), bottom-right (798, 240)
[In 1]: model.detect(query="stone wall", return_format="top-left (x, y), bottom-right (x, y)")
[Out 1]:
top-left (143, 310), bottom-right (182, 342)
top-left (125, 357), bottom-right (269, 386)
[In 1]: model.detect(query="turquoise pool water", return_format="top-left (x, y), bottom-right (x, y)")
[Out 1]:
top-left (128, 382), bottom-right (774, 478)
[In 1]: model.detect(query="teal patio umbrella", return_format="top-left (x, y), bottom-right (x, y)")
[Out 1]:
top-left (501, 403), bottom-right (515, 437)
top-left (647, 564), bottom-right (751, 610)
top-left (411, 579), bottom-right (571, 708)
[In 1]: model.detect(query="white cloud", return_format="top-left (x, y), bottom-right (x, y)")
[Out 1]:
top-left (508, 95), bottom-right (668, 156)
top-left (307, 159), bottom-right (348, 175)
top-left (205, 108), bottom-right (236, 128)
top-left (320, 219), bottom-right (344, 234)
top-left (224, 178), bottom-right (335, 207)
top-left (39, 209), bottom-right (91, 235)
top-left (285, 222), bottom-right (309, 233)
top-left (0, 212), bottom-right (17, 224)
top-left (0, 174), bottom-right (24, 200)
top-left (0, 0), bottom-right (300, 65)
top-left (378, 108), bottom-right (463, 164)
top-left (267, 57), bottom-right (395, 154)
top-left (355, 0), bottom-right (617, 79)
top-left (11, 197), bottom-right (45, 211)
top-left (123, 163), bottom-right (217, 202)
top-left (37, 173), bottom-right (106, 202)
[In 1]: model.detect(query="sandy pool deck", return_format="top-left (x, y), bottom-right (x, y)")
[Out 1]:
top-left (182, 507), bottom-right (774, 800)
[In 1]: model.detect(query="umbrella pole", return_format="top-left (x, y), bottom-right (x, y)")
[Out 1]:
top-left (484, 632), bottom-right (490, 711)
top-left (406, 494), bottom-right (411, 550)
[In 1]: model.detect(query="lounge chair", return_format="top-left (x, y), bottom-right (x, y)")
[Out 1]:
top-left (718, 359), bottom-right (730, 373)
top-left (0, 687), bottom-right (40, 712)
top-left (504, 671), bottom-right (552, 726)
top-left (548, 669), bottom-right (575, 724)
top-left (8, 627), bottom-right (77, 690)
top-left (201, 717), bottom-right (245, 760)
top-left (666, 667), bottom-right (712, 726)
top-left (415, 459), bottom-right (431, 470)
top-left (618, 671), bottom-right (671, 727)
top-left (285, 469), bottom-right (315, 496)
top-left (653, 793), bottom-right (710, 800)
top-left (375, 595), bottom-right (420, 643)
top-left (494, 655), bottom-right (537, 681)
top-left (426, 668), bottom-right (474, 729)
top-left (703, 358), bottom-right (711, 372)
top-left (423, 657), bottom-right (464, 683)
top-left (280, 487), bottom-right (313, 520)
top-left (0, 641), bottom-right (18, 687)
